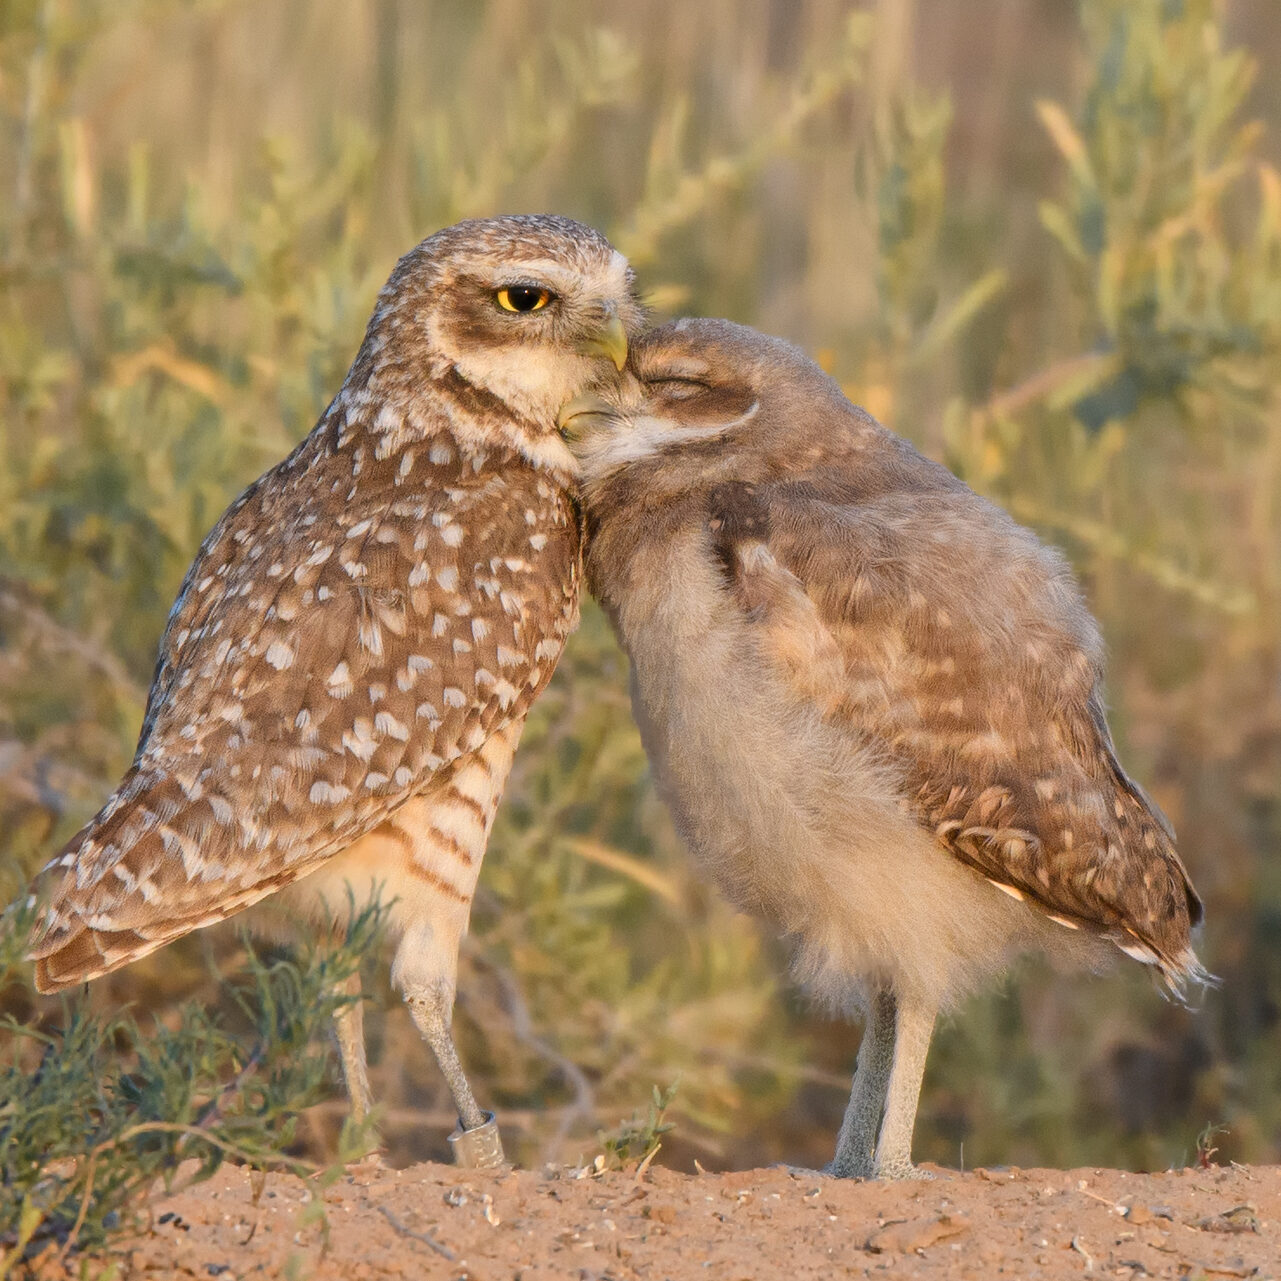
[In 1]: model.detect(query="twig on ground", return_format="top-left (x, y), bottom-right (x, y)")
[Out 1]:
top-left (633, 1143), bottom-right (662, 1185)
top-left (376, 1205), bottom-right (456, 1261)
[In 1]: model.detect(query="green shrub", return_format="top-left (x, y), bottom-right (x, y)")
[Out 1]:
top-left (0, 901), bottom-right (383, 1272)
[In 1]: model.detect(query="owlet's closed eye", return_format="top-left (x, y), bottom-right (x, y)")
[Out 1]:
top-left (644, 376), bottom-right (758, 428)
top-left (646, 377), bottom-right (709, 402)
top-left (495, 285), bottom-right (554, 313)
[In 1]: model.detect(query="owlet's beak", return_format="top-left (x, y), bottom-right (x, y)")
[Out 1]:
top-left (557, 391), bottom-right (618, 441)
top-left (576, 305), bottom-right (629, 371)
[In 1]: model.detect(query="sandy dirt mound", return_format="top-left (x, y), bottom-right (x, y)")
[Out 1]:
top-left (31, 1160), bottom-right (1280, 1280)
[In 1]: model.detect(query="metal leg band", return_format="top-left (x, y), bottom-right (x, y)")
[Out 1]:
top-left (447, 1111), bottom-right (505, 1169)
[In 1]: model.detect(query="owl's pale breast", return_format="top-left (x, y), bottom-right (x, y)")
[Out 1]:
top-left (611, 525), bottom-right (886, 909)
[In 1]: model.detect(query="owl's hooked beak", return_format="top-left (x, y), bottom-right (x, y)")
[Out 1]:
top-left (557, 391), bottom-right (619, 441)
top-left (576, 305), bottom-right (629, 371)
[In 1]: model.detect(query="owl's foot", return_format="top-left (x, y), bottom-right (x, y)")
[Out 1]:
top-left (778, 1161), bottom-right (872, 1182)
top-left (873, 1157), bottom-right (936, 1182)
top-left (778, 1158), bottom-right (934, 1182)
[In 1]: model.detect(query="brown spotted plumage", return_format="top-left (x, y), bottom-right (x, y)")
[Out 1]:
top-left (29, 214), bottom-right (643, 1161)
top-left (566, 317), bottom-right (1206, 1180)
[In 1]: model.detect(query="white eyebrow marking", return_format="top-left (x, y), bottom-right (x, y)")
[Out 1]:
top-left (487, 257), bottom-right (573, 281)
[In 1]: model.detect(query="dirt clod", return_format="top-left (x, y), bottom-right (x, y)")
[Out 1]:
top-left (865, 1211), bottom-right (970, 1253)
top-left (1190, 1204), bottom-right (1261, 1234)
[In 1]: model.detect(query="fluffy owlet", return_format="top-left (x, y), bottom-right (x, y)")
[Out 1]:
top-left (563, 318), bottom-right (1205, 1180)
top-left (29, 214), bottom-right (642, 1167)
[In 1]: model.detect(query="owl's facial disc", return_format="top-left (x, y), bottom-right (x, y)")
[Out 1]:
top-left (483, 268), bottom-right (628, 370)
top-left (487, 273), bottom-right (626, 367)
top-left (432, 246), bottom-right (640, 428)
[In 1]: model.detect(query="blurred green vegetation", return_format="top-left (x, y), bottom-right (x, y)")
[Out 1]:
top-left (0, 0), bottom-right (1278, 1184)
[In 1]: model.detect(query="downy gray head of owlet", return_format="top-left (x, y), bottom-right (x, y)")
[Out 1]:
top-left (562, 317), bottom-right (1207, 1179)
top-left (29, 214), bottom-right (644, 1164)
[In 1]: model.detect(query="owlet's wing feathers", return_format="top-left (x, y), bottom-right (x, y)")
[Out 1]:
top-left (706, 465), bottom-right (1202, 987)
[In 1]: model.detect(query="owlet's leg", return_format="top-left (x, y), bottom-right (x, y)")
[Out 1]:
top-left (872, 993), bottom-right (936, 1180)
top-left (829, 988), bottom-right (897, 1178)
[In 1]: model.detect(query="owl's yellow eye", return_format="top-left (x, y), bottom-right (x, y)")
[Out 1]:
top-left (496, 285), bottom-right (553, 313)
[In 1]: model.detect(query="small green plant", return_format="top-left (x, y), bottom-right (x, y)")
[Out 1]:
top-left (0, 901), bottom-right (385, 1274)
top-left (1194, 1121), bottom-right (1229, 1169)
top-left (596, 1082), bottom-right (679, 1172)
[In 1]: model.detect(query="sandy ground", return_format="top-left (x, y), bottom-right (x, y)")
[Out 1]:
top-left (26, 1159), bottom-right (1281, 1280)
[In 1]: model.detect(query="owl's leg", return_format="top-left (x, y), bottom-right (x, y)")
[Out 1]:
top-left (828, 988), bottom-right (896, 1178)
top-left (333, 970), bottom-right (374, 1125)
top-left (871, 993), bottom-right (936, 1180)
top-left (404, 980), bottom-right (484, 1128)
top-left (403, 979), bottom-right (506, 1169)
top-left (393, 908), bottom-right (505, 1169)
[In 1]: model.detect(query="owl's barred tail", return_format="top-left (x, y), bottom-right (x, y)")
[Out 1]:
top-left (27, 769), bottom-right (171, 991)
top-left (29, 822), bottom-right (183, 993)
top-left (30, 871), bottom-right (285, 993)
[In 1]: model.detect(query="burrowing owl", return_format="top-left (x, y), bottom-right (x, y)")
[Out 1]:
top-left (29, 214), bottom-right (642, 1166)
top-left (563, 318), bottom-right (1205, 1179)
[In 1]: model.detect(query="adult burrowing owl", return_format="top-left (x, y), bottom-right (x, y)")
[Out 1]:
top-left (30, 214), bottom-right (641, 1167)
top-left (563, 318), bottom-right (1206, 1179)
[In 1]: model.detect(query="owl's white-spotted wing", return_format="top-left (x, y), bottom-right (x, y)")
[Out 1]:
top-left (32, 410), bottom-right (579, 985)
top-left (705, 468), bottom-right (1202, 982)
